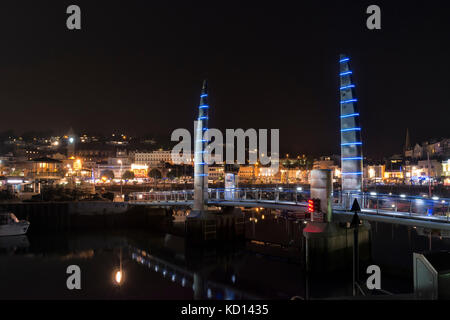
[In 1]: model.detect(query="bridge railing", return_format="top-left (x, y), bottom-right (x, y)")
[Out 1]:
top-left (129, 188), bottom-right (310, 204)
top-left (334, 192), bottom-right (450, 221)
top-left (130, 189), bottom-right (450, 221)
top-left (207, 187), bottom-right (310, 204)
top-left (129, 190), bottom-right (194, 202)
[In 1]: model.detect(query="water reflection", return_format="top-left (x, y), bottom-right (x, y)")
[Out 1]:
top-left (0, 229), bottom-right (305, 299)
top-left (0, 235), bottom-right (29, 254)
top-left (129, 245), bottom-right (258, 300)
top-left (1, 208), bottom-right (450, 299)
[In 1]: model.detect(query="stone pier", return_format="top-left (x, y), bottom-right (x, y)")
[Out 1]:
top-left (303, 169), bottom-right (370, 272)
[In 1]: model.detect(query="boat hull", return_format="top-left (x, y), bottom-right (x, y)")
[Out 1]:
top-left (0, 222), bottom-right (30, 236)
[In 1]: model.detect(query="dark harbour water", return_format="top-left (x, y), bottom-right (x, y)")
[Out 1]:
top-left (1, 211), bottom-right (450, 300)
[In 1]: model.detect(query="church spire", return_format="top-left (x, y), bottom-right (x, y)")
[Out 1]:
top-left (405, 128), bottom-right (411, 151)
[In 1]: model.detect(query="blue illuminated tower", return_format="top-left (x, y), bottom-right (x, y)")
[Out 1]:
top-left (193, 80), bottom-right (209, 212)
top-left (339, 54), bottom-right (363, 193)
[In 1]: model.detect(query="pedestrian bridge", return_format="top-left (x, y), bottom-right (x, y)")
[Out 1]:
top-left (130, 187), bottom-right (310, 211)
top-left (129, 188), bottom-right (450, 228)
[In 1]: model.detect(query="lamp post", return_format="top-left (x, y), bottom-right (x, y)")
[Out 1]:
top-left (118, 160), bottom-right (123, 196)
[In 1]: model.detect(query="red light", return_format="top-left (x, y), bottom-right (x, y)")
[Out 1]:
top-left (308, 199), bottom-right (314, 213)
top-left (308, 199), bottom-right (320, 213)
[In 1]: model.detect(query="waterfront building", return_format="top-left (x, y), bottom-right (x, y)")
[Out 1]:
top-left (383, 169), bottom-right (404, 184)
top-left (405, 138), bottom-right (450, 160)
top-left (134, 150), bottom-right (173, 167)
top-left (257, 167), bottom-right (281, 184)
top-left (280, 168), bottom-right (311, 184)
top-left (238, 165), bottom-right (256, 182)
top-left (76, 144), bottom-right (114, 162)
top-left (443, 159), bottom-right (450, 186)
top-left (364, 165), bottom-right (385, 184)
top-left (404, 160), bottom-right (443, 184)
top-left (238, 164), bottom-right (310, 184)
top-left (208, 165), bottom-right (224, 182)
top-left (28, 157), bottom-right (63, 180)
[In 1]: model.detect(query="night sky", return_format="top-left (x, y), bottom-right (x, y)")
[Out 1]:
top-left (0, 1), bottom-right (449, 158)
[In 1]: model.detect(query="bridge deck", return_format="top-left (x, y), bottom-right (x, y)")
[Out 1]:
top-left (128, 188), bottom-right (450, 227)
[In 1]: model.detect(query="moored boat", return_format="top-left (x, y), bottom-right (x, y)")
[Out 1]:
top-left (0, 213), bottom-right (30, 236)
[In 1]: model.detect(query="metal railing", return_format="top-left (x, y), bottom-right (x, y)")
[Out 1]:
top-left (129, 187), bottom-right (310, 205)
top-left (334, 191), bottom-right (450, 222)
top-left (129, 188), bottom-right (450, 222)
top-left (129, 190), bottom-right (194, 202)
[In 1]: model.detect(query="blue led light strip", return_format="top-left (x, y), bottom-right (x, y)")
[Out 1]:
top-left (340, 85), bottom-right (355, 90)
top-left (341, 172), bottom-right (363, 175)
top-left (195, 174), bottom-right (208, 176)
top-left (199, 105), bottom-right (209, 109)
top-left (340, 99), bottom-right (357, 104)
top-left (341, 142), bottom-right (362, 146)
top-left (340, 71), bottom-right (352, 76)
top-left (340, 113), bottom-right (359, 118)
top-left (198, 116), bottom-right (208, 120)
top-left (341, 127), bottom-right (361, 132)
top-left (200, 94), bottom-right (208, 98)
top-left (342, 157), bottom-right (363, 160)
top-left (339, 58), bottom-right (350, 63)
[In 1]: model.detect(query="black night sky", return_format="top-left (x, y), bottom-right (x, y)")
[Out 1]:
top-left (0, 1), bottom-right (449, 158)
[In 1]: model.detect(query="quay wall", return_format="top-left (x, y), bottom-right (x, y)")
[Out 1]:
top-left (0, 201), bottom-right (170, 231)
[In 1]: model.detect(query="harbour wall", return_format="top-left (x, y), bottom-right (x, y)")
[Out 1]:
top-left (0, 201), bottom-right (170, 231)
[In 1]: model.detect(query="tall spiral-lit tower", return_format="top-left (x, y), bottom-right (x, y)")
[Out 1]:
top-left (193, 80), bottom-right (209, 212)
top-left (339, 54), bottom-right (363, 193)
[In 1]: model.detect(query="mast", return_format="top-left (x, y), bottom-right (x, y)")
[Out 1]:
top-left (193, 80), bottom-right (209, 212)
top-left (339, 54), bottom-right (363, 193)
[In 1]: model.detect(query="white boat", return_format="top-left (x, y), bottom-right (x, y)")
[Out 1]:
top-left (0, 213), bottom-right (30, 236)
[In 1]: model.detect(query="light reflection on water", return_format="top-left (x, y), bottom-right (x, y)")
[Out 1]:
top-left (0, 228), bottom-right (306, 300)
top-left (1, 209), bottom-right (450, 299)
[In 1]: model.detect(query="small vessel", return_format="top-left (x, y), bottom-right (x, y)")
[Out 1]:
top-left (0, 213), bottom-right (30, 236)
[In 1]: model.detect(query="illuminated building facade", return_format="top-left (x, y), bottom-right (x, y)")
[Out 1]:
top-left (135, 150), bottom-right (173, 167)
top-left (443, 160), bottom-right (450, 185)
top-left (364, 165), bottom-right (385, 183)
top-left (29, 157), bottom-right (63, 179)
top-left (238, 165), bottom-right (255, 182)
top-left (131, 164), bottom-right (148, 178)
top-left (339, 54), bottom-right (363, 192)
top-left (208, 165), bottom-right (224, 182)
